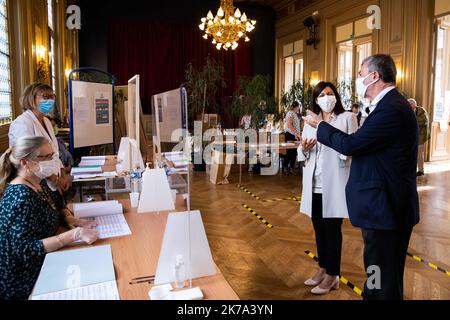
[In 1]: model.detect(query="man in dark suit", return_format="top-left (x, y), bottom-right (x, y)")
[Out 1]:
top-left (303, 54), bottom-right (420, 300)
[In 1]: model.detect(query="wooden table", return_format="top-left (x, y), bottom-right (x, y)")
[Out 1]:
top-left (210, 142), bottom-right (300, 184)
top-left (69, 194), bottom-right (239, 300)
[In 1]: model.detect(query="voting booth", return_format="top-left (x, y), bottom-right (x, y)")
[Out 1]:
top-left (151, 87), bottom-right (187, 163)
top-left (68, 68), bottom-right (116, 158)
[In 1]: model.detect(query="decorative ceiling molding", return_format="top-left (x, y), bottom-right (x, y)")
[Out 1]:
top-left (235, 0), bottom-right (319, 20)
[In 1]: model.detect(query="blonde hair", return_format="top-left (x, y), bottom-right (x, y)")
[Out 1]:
top-left (0, 136), bottom-right (49, 195)
top-left (20, 83), bottom-right (54, 111)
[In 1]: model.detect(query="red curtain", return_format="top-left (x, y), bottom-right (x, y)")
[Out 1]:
top-left (108, 20), bottom-right (252, 117)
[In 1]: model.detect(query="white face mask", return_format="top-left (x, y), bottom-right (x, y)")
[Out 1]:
top-left (355, 72), bottom-right (379, 99)
top-left (31, 157), bottom-right (59, 179)
top-left (317, 95), bottom-right (337, 113)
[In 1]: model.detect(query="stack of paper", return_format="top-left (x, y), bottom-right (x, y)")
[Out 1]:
top-left (163, 151), bottom-right (187, 162)
top-left (172, 160), bottom-right (189, 168)
top-left (73, 201), bottom-right (131, 239)
top-left (71, 166), bottom-right (103, 175)
top-left (31, 245), bottom-right (120, 300)
top-left (72, 171), bottom-right (117, 180)
top-left (81, 156), bottom-right (107, 161)
top-left (79, 159), bottom-right (106, 167)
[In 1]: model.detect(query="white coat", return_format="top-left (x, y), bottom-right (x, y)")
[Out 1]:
top-left (298, 111), bottom-right (358, 218)
top-left (9, 110), bottom-right (64, 172)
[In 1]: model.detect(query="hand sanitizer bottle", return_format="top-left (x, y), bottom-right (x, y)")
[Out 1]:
top-left (174, 254), bottom-right (186, 289)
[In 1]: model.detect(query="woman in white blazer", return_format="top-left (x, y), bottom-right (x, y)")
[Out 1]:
top-left (8, 83), bottom-right (71, 192)
top-left (298, 82), bottom-right (358, 295)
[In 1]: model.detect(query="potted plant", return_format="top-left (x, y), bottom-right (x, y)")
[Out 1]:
top-left (281, 79), bottom-right (314, 117)
top-left (184, 57), bottom-right (226, 171)
top-left (231, 75), bottom-right (279, 130)
top-left (231, 75), bottom-right (279, 174)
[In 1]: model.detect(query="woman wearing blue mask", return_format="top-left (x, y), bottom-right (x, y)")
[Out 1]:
top-left (8, 83), bottom-right (71, 192)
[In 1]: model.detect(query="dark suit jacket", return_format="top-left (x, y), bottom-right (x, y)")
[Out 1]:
top-left (317, 89), bottom-right (420, 230)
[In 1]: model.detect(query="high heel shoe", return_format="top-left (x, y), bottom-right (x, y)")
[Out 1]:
top-left (311, 276), bottom-right (340, 295)
top-left (304, 273), bottom-right (326, 286)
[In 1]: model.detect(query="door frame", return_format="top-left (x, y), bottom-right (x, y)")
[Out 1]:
top-left (429, 15), bottom-right (450, 162)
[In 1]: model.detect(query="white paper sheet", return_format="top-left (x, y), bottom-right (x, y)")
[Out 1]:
top-left (71, 166), bottom-right (103, 175)
top-left (81, 156), bottom-right (107, 161)
top-left (32, 245), bottom-right (116, 298)
top-left (72, 171), bottom-right (117, 180)
top-left (88, 214), bottom-right (132, 239)
top-left (164, 152), bottom-right (188, 162)
top-left (74, 201), bottom-right (123, 219)
top-left (74, 96), bottom-right (89, 124)
top-left (172, 160), bottom-right (189, 168)
top-left (79, 159), bottom-right (106, 167)
top-left (73, 201), bottom-right (131, 239)
top-left (32, 280), bottom-right (120, 300)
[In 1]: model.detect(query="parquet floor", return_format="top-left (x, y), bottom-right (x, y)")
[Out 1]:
top-left (191, 162), bottom-right (450, 300)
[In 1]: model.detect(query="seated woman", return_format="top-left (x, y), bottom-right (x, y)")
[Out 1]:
top-left (8, 83), bottom-right (71, 192)
top-left (0, 136), bottom-right (98, 300)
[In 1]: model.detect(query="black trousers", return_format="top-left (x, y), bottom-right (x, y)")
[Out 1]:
top-left (311, 193), bottom-right (343, 276)
top-left (284, 132), bottom-right (297, 169)
top-left (362, 227), bottom-right (413, 300)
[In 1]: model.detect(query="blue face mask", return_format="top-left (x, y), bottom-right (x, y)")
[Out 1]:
top-left (37, 99), bottom-right (55, 114)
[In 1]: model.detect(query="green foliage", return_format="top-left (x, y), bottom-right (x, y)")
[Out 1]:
top-left (280, 79), bottom-right (314, 116)
top-left (114, 88), bottom-right (128, 104)
top-left (184, 56), bottom-right (226, 127)
top-left (78, 72), bottom-right (112, 84)
top-left (231, 75), bottom-right (278, 129)
top-left (334, 79), bottom-right (358, 109)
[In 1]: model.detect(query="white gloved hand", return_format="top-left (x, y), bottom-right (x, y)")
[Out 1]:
top-left (73, 227), bottom-right (99, 244)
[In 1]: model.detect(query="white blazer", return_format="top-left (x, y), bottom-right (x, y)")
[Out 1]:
top-left (298, 112), bottom-right (358, 219)
top-left (9, 110), bottom-right (64, 172)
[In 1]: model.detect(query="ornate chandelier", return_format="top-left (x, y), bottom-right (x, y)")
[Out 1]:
top-left (199, 0), bottom-right (256, 51)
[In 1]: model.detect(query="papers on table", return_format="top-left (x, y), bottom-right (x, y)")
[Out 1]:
top-left (79, 159), bottom-right (106, 167)
top-left (163, 151), bottom-right (188, 162)
top-left (72, 171), bottom-right (117, 180)
top-left (31, 245), bottom-right (119, 300)
top-left (71, 166), bottom-right (103, 175)
top-left (73, 200), bottom-right (131, 239)
top-left (172, 160), bottom-right (189, 168)
top-left (163, 152), bottom-right (189, 174)
top-left (88, 214), bottom-right (131, 239)
top-left (32, 281), bottom-right (119, 300)
top-left (81, 156), bottom-right (107, 161)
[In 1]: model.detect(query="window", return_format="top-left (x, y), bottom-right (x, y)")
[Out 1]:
top-left (336, 18), bottom-right (372, 82)
top-left (433, 15), bottom-right (450, 122)
top-left (48, 0), bottom-right (56, 89)
top-left (281, 40), bottom-right (304, 95)
top-left (0, 0), bottom-right (12, 125)
top-left (336, 18), bottom-right (372, 108)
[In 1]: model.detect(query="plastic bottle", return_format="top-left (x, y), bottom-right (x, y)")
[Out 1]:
top-left (174, 254), bottom-right (186, 289)
top-left (131, 162), bottom-right (143, 193)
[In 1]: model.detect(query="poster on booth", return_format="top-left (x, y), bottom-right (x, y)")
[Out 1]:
top-left (95, 92), bottom-right (110, 125)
